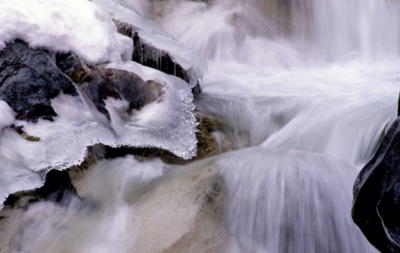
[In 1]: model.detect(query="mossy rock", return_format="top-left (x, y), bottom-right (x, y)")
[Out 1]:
top-left (102, 113), bottom-right (222, 164)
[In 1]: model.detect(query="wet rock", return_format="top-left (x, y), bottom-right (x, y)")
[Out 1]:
top-left (0, 207), bottom-right (24, 253)
top-left (0, 40), bottom-right (165, 121)
top-left (353, 118), bottom-right (400, 253)
top-left (55, 52), bottom-right (91, 83)
top-left (194, 114), bottom-right (220, 159)
top-left (101, 113), bottom-right (221, 164)
top-left (11, 125), bottom-right (40, 142)
top-left (0, 40), bottom-right (77, 121)
top-left (127, 162), bottom-right (229, 253)
top-left (114, 20), bottom-right (202, 96)
top-left (81, 68), bottom-right (163, 118)
top-left (3, 170), bottom-right (76, 209)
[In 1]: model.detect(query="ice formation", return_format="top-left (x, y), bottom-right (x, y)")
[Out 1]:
top-left (0, 0), bottom-right (200, 208)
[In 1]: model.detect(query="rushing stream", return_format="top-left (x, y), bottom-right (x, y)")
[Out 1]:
top-left (2, 0), bottom-right (400, 252)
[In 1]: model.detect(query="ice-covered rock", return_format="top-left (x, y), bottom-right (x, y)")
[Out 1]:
top-left (0, 0), bottom-right (202, 210)
top-left (0, 48), bottom-right (197, 209)
top-left (93, 0), bottom-right (207, 89)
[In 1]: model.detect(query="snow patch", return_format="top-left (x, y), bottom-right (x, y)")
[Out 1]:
top-left (0, 0), bottom-right (131, 64)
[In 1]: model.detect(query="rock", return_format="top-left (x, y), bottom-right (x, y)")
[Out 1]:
top-left (0, 207), bottom-right (24, 253)
top-left (3, 169), bottom-right (76, 209)
top-left (0, 40), bottom-right (165, 121)
top-left (0, 159), bottom-right (229, 253)
top-left (81, 68), bottom-right (163, 118)
top-left (0, 40), bottom-right (77, 121)
top-left (55, 52), bottom-right (91, 83)
top-left (353, 118), bottom-right (400, 253)
top-left (101, 113), bottom-right (221, 164)
top-left (126, 161), bottom-right (229, 253)
top-left (11, 125), bottom-right (41, 142)
top-left (194, 114), bottom-right (221, 159)
top-left (0, 39), bottom-right (199, 210)
top-left (114, 20), bottom-right (202, 96)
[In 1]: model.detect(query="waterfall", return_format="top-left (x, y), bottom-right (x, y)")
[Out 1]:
top-left (291, 0), bottom-right (400, 60)
top-left (156, 0), bottom-right (400, 252)
top-left (2, 0), bottom-right (400, 253)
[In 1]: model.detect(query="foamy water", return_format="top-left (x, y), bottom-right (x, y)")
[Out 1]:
top-left (2, 0), bottom-right (400, 252)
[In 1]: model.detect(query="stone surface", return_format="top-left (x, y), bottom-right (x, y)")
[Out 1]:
top-left (81, 68), bottom-right (163, 118)
top-left (126, 161), bottom-right (229, 253)
top-left (353, 118), bottom-right (400, 253)
top-left (0, 40), bottom-right (165, 121)
top-left (0, 40), bottom-right (77, 121)
top-left (0, 160), bottom-right (229, 253)
top-left (114, 20), bottom-right (202, 95)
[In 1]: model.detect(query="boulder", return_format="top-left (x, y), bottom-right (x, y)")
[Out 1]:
top-left (125, 162), bottom-right (229, 253)
top-left (114, 19), bottom-right (201, 96)
top-left (81, 68), bottom-right (163, 118)
top-left (0, 40), bottom-right (165, 121)
top-left (0, 40), bottom-right (77, 121)
top-left (353, 118), bottom-right (400, 253)
top-left (0, 159), bottom-right (229, 253)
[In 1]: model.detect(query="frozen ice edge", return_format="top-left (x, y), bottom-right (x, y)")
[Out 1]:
top-left (93, 0), bottom-right (207, 87)
top-left (0, 0), bottom-right (201, 209)
top-left (0, 62), bottom-right (198, 209)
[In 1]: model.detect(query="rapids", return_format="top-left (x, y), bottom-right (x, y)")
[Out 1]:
top-left (3, 0), bottom-right (400, 252)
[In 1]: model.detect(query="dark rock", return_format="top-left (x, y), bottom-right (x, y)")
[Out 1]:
top-left (353, 118), bottom-right (400, 253)
top-left (0, 40), bottom-right (165, 121)
top-left (4, 169), bottom-right (76, 208)
top-left (115, 21), bottom-right (186, 80)
top-left (81, 68), bottom-right (163, 118)
top-left (0, 40), bottom-right (77, 121)
top-left (55, 52), bottom-right (91, 83)
top-left (114, 20), bottom-right (202, 96)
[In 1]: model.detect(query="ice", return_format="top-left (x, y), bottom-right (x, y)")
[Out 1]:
top-left (92, 0), bottom-right (207, 87)
top-left (0, 0), bottom-right (201, 208)
top-left (0, 100), bottom-right (14, 129)
top-left (106, 61), bottom-right (198, 159)
top-left (0, 0), bottom-right (131, 64)
top-left (0, 62), bottom-right (197, 208)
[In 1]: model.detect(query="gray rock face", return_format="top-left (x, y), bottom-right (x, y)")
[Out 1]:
top-left (353, 118), bottom-right (400, 253)
top-left (0, 40), bottom-right (77, 121)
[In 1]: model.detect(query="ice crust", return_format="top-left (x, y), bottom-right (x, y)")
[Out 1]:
top-left (0, 0), bottom-right (131, 64)
top-left (93, 0), bottom-right (207, 87)
top-left (0, 61), bottom-right (198, 208)
top-left (0, 0), bottom-right (199, 208)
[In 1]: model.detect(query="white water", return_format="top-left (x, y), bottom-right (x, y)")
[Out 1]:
top-left (157, 0), bottom-right (400, 252)
top-left (2, 0), bottom-right (400, 252)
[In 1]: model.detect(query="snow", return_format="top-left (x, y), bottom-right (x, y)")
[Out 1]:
top-left (0, 0), bottom-right (201, 209)
top-left (0, 0), bottom-right (131, 64)
top-left (0, 62), bottom-right (197, 208)
top-left (93, 0), bottom-right (207, 87)
top-left (0, 101), bottom-right (14, 130)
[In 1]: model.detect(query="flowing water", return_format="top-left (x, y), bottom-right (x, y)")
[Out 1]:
top-left (4, 0), bottom-right (400, 252)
